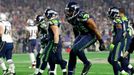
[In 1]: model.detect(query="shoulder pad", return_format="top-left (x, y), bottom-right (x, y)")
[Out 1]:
top-left (48, 19), bottom-right (60, 26)
top-left (122, 16), bottom-right (128, 21)
top-left (114, 18), bottom-right (122, 24)
top-left (77, 11), bottom-right (90, 21)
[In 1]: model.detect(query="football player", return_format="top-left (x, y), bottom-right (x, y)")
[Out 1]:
top-left (34, 15), bottom-right (57, 75)
top-left (64, 2), bottom-right (105, 75)
top-left (107, 7), bottom-right (130, 75)
top-left (35, 8), bottom-right (67, 75)
top-left (25, 19), bottom-right (38, 68)
top-left (119, 8), bottom-right (134, 74)
top-left (0, 13), bottom-right (15, 75)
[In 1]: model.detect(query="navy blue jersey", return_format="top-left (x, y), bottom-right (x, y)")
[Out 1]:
top-left (112, 17), bottom-right (125, 43)
top-left (121, 16), bottom-right (133, 37)
top-left (47, 18), bottom-right (61, 40)
top-left (37, 20), bottom-right (48, 46)
top-left (37, 20), bottom-right (47, 35)
top-left (67, 11), bottom-right (94, 35)
top-left (112, 18), bottom-right (123, 33)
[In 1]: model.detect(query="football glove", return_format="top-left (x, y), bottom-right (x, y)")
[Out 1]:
top-left (108, 43), bottom-right (115, 51)
top-left (52, 43), bottom-right (58, 53)
top-left (99, 39), bottom-right (106, 51)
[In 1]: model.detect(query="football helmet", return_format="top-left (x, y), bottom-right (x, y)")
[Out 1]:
top-left (35, 15), bottom-right (44, 22)
top-left (44, 8), bottom-right (58, 19)
top-left (65, 2), bottom-right (80, 19)
top-left (108, 7), bottom-right (119, 19)
top-left (0, 13), bottom-right (7, 21)
top-left (27, 19), bottom-right (34, 26)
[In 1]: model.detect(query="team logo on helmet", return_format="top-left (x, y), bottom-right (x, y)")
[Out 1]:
top-left (44, 8), bottom-right (58, 19)
top-left (65, 2), bottom-right (80, 20)
top-left (108, 7), bottom-right (119, 19)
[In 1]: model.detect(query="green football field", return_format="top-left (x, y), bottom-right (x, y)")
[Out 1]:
top-left (0, 52), bottom-right (134, 75)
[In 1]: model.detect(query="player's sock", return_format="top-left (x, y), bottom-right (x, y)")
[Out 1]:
top-left (47, 63), bottom-right (50, 70)
top-left (36, 53), bottom-right (41, 68)
top-left (68, 71), bottom-right (73, 75)
top-left (7, 59), bottom-right (15, 74)
top-left (54, 64), bottom-right (57, 75)
top-left (62, 69), bottom-right (67, 75)
top-left (77, 50), bottom-right (89, 65)
top-left (0, 58), bottom-right (7, 71)
top-left (60, 60), bottom-right (67, 75)
top-left (29, 53), bottom-right (36, 68)
top-left (49, 71), bottom-right (55, 75)
top-left (113, 61), bottom-right (119, 75)
top-left (40, 61), bottom-right (47, 71)
top-left (68, 50), bottom-right (77, 75)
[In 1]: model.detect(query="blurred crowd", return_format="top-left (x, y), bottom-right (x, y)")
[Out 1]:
top-left (0, 0), bottom-right (134, 53)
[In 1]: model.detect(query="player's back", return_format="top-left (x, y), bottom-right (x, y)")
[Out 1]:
top-left (1, 20), bottom-right (13, 43)
top-left (26, 26), bottom-right (38, 40)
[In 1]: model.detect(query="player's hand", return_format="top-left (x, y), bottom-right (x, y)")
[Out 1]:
top-left (52, 43), bottom-right (58, 53)
top-left (99, 43), bottom-right (105, 51)
top-left (99, 39), bottom-right (106, 51)
top-left (108, 43), bottom-right (115, 51)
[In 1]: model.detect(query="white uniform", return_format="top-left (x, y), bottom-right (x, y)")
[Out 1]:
top-left (26, 25), bottom-right (38, 68)
top-left (1, 21), bottom-right (13, 43)
top-left (0, 21), bottom-right (15, 74)
top-left (26, 26), bottom-right (38, 40)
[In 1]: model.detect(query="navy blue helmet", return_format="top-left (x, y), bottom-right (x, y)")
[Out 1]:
top-left (44, 8), bottom-right (58, 19)
top-left (65, 2), bottom-right (80, 19)
top-left (108, 7), bottom-right (119, 19)
top-left (35, 15), bottom-right (44, 22)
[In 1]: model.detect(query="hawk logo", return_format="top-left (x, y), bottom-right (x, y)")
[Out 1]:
top-left (71, 5), bottom-right (79, 10)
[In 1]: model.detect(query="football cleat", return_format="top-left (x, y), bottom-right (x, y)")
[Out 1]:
top-left (81, 62), bottom-right (92, 75)
top-left (9, 73), bottom-right (16, 75)
top-left (2, 69), bottom-right (8, 75)
top-left (120, 71), bottom-right (129, 75)
top-left (130, 68), bottom-right (134, 75)
top-left (36, 72), bottom-right (42, 75)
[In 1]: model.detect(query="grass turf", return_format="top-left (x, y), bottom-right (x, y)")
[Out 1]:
top-left (0, 52), bottom-right (134, 75)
